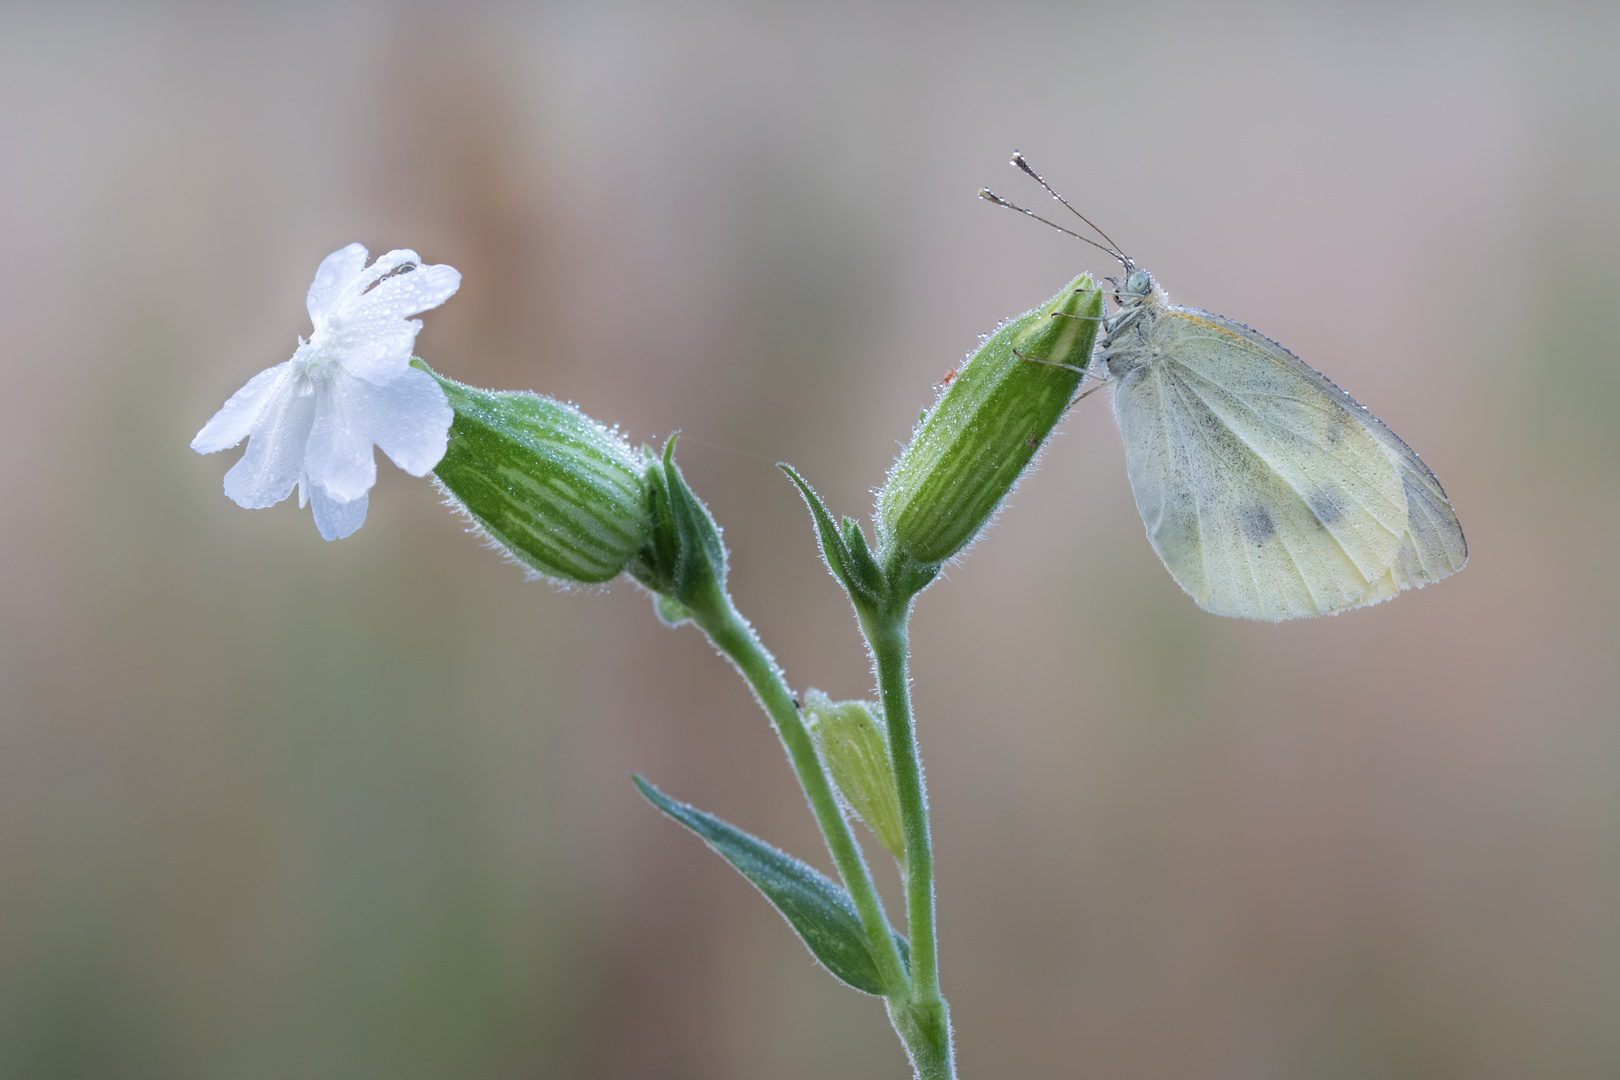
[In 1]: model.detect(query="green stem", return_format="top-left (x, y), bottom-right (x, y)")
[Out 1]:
top-left (889, 997), bottom-right (955, 1080)
top-left (863, 602), bottom-right (955, 1078)
top-left (693, 597), bottom-right (910, 998)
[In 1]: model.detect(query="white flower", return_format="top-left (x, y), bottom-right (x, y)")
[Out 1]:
top-left (192, 244), bottom-right (460, 540)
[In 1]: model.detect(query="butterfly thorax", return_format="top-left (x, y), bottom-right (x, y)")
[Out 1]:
top-left (1100, 267), bottom-right (1172, 379)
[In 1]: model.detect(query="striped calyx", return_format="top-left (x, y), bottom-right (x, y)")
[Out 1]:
top-left (428, 369), bottom-right (650, 584)
top-left (877, 274), bottom-right (1102, 566)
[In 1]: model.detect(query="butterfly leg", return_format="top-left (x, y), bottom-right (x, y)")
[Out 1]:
top-left (1012, 346), bottom-right (1112, 399)
top-left (1011, 346), bottom-right (1090, 376)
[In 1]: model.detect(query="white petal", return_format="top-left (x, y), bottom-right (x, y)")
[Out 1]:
top-left (221, 380), bottom-right (318, 508)
top-left (315, 255), bottom-right (460, 385)
top-left (318, 311), bottom-right (422, 385)
top-left (191, 361), bottom-right (292, 453)
top-left (344, 256), bottom-right (461, 320)
top-left (356, 367), bottom-right (453, 476)
top-left (308, 485), bottom-right (369, 541)
top-left (357, 249), bottom-right (422, 288)
top-left (319, 249), bottom-right (421, 329)
top-left (302, 374), bottom-right (378, 503)
top-left (306, 243), bottom-right (369, 325)
top-left (333, 272), bottom-right (462, 385)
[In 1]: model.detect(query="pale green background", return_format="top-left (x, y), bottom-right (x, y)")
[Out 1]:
top-left (2, 3), bottom-right (1617, 1077)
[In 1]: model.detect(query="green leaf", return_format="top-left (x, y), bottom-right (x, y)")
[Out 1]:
top-left (838, 516), bottom-right (885, 601)
top-left (780, 464), bottom-right (884, 606)
top-left (627, 445), bottom-right (680, 598)
top-left (661, 437), bottom-right (728, 608)
top-left (626, 436), bottom-right (731, 622)
top-left (634, 776), bottom-right (909, 996)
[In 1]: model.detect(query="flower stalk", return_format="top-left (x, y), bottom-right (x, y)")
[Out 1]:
top-left (690, 591), bottom-right (911, 1000)
top-left (634, 442), bottom-right (910, 998)
top-left (864, 589), bottom-right (954, 1078)
top-left (195, 237), bottom-right (1112, 1080)
top-left (778, 273), bottom-right (1105, 1078)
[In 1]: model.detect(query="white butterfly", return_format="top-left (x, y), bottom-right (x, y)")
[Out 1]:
top-left (986, 156), bottom-right (1466, 620)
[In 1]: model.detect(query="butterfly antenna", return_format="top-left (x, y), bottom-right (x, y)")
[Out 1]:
top-left (1009, 152), bottom-right (1131, 270)
top-left (979, 188), bottom-right (1122, 262)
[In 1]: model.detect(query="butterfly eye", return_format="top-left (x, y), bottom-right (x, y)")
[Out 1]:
top-left (1127, 270), bottom-right (1151, 294)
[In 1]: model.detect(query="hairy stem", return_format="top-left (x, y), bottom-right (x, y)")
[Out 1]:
top-left (864, 603), bottom-right (955, 1078)
top-left (693, 598), bottom-right (909, 998)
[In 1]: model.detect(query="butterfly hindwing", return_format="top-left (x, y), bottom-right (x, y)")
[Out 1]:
top-left (1111, 306), bottom-right (1417, 620)
top-left (1191, 310), bottom-right (1468, 600)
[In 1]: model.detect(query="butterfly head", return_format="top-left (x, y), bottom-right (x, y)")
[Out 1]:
top-left (1106, 268), bottom-right (1158, 310)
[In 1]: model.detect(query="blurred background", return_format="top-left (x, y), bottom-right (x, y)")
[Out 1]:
top-left (2, 3), bottom-right (1617, 1077)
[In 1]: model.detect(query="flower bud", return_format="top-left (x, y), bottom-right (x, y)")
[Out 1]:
top-left (877, 275), bottom-right (1103, 565)
top-left (803, 691), bottom-right (905, 859)
top-left (428, 369), bottom-right (651, 584)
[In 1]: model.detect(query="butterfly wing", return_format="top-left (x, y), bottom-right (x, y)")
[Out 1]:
top-left (1193, 311), bottom-right (1469, 602)
top-left (1111, 307), bottom-right (1425, 620)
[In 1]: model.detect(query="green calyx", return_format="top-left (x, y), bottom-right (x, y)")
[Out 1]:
top-left (426, 367), bottom-right (652, 585)
top-left (803, 692), bottom-right (906, 860)
top-left (876, 274), bottom-right (1103, 566)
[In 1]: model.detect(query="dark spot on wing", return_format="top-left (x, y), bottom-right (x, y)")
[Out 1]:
top-left (1308, 488), bottom-right (1344, 526)
top-left (1239, 503), bottom-right (1275, 546)
top-left (362, 261), bottom-right (418, 294)
top-left (1326, 411), bottom-right (1347, 445)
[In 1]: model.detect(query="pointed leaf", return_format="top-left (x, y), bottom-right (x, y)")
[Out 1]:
top-left (780, 464), bottom-right (881, 605)
top-left (634, 775), bottom-right (908, 995)
top-left (627, 444), bottom-right (680, 597)
top-left (662, 436), bottom-right (729, 608)
top-left (838, 517), bottom-right (886, 601)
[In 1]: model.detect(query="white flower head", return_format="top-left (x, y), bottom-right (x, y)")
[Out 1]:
top-left (192, 244), bottom-right (460, 540)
